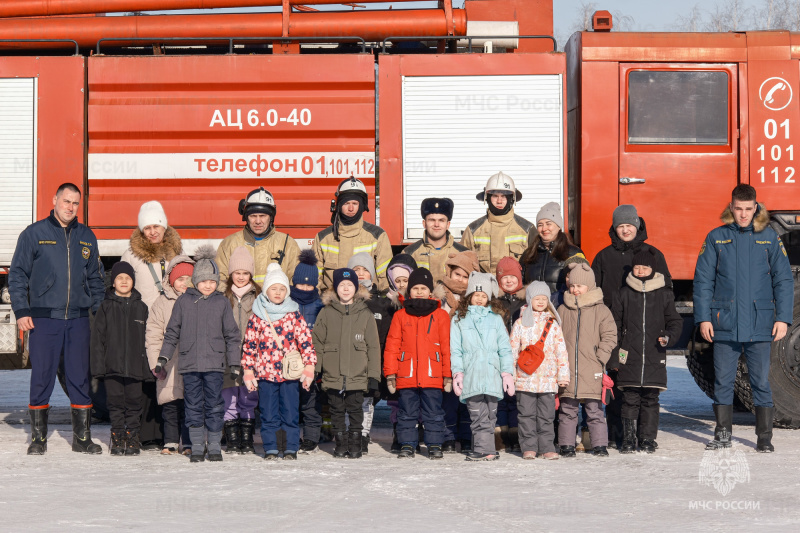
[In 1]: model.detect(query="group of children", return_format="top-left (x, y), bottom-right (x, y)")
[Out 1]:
top-left (91, 241), bottom-right (680, 462)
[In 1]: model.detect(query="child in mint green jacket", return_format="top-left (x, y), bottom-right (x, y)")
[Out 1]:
top-left (450, 272), bottom-right (515, 461)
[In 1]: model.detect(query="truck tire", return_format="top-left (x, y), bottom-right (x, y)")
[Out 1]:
top-left (734, 277), bottom-right (800, 429)
top-left (56, 367), bottom-right (109, 422)
top-left (686, 327), bottom-right (749, 412)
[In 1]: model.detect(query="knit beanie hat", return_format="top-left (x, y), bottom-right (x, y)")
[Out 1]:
top-left (612, 204), bottom-right (641, 230)
top-left (138, 200), bottom-right (168, 231)
top-left (466, 271), bottom-right (499, 299)
top-left (333, 268), bottom-right (357, 294)
top-left (445, 250), bottom-right (479, 277)
top-left (564, 254), bottom-right (590, 268)
top-left (536, 201), bottom-right (564, 229)
top-left (169, 261), bottom-right (194, 286)
top-left (228, 246), bottom-right (254, 276)
top-left (407, 267), bottom-right (434, 292)
top-left (292, 249), bottom-right (319, 286)
top-left (496, 256), bottom-right (523, 292)
top-left (523, 280), bottom-right (561, 326)
top-left (191, 245), bottom-right (220, 286)
top-left (110, 261), bottom-right (135, 285)
top-left (347, 252), bottom-right (376, 282)
top-left (567, 263), bottom-right (596, 289)
top-left (632, 249), bottom-right (656, 269)
top-left (263, 262), bottom-right (290, 293)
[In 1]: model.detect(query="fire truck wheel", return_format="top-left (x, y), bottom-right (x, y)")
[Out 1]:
top-left (56, 368), bottom-right (109, 422)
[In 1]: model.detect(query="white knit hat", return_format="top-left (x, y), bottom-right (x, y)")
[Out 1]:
top-left (263, 262), bottom-right (290, 293)
top-left (138, 200), bottom-right (168, 231)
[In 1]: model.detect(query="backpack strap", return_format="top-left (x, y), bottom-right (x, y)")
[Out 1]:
top-left (535, 317), bottom-right (554, 348)
top-left (147, 261), bottom-right (166, 296)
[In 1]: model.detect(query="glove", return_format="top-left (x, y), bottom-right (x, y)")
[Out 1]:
top-left (243, 371), bottom-right (258, 392)
top-left (153, 357), bottom-right (168, 380)
top-left (502, 372), bottom-right (515, 396)
top-left (229, 365), bottom-right (241, 380)
top-left (152, 367), bottom-right (167, 381)
top-left (368, 378), bottom-right (380, 392)
top-left (301, 365), bottom-right (315, 391)
top-left (386, 374), bottom-right (397, 394)
top-left (443, 377), bottom-right (453, 393)
top-left (453, 372), bottom-right (464, 397)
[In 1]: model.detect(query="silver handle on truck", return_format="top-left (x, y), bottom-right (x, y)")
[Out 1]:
top-left (619, 177), bottom-right (646, 184)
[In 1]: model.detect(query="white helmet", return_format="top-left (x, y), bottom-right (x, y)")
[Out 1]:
top-left (238, 187), bottom-right (276, 221)
top-left (333, 176), bottom-right (369, 212)
top-left (476, 171), bottom-right (522, 203)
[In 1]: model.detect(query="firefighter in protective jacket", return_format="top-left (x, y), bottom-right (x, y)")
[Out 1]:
top-left (461, 172), bottom-right (534, 275)
top-left (313, 177), bottom-right (393, 291)
top-left (216, 188), bottom-right (300, 289)
top-left (402, 198), bottom-right (467, 285)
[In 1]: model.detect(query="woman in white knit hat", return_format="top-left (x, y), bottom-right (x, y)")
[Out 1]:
top-left (120, 200), bottom-right (184, 449)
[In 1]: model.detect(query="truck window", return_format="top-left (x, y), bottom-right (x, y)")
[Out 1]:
top-left (628, 71), bottom-right (728, 145)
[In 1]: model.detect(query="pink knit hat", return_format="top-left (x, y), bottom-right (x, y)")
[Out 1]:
top-left (228, 246), bottom-right (254, 276)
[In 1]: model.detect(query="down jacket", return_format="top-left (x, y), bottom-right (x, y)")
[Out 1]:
top-left (158, 288), bottom-right (242, 373)
top-left (450, 305), bottom-right (514, 403)
top-left (145, 254), bottom-right (194, 404)
top-left (509, 310), bottom-right (570, 394)
top-left (91, 288), bottom-right (152, 381)
top-left (609, 273), bottom-right (682, 390)
top-left (223, 284), bottom-right (258, 389)
top-left (120, 227), bottom-right (183, 308)
top-left (384, 298), bottom-right (452, 390)
top-left (558, 287), bottom-right (617, 400)
top-left (694, 204), bottom-right (794, 343)
top-left (523, 239), bottom-right (585, 293)
top-left (312, 287), bottom-right (381, 392)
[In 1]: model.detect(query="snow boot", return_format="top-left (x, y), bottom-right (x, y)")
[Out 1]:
top-left (508, 427), bottom-right (521, 453)
top-left (397, 444), bottom-right (415, 458)
top-left (71, 406), bottom-right (102, 454)
top-left (466, 452), bottom-right (499, 461)
top-left (224, 420), bottom-right (241, 454)
top-left (239, 419), bottom-right (255, 454)
top-left (559, 445), bottom-right (576, 458)
top-left (361, 434), bottom-right (369, 455)
top-left (428, 445), bottom-right (444, 460)
top-left (333, 431), bottom-right (349, 458)
top-left (390, 424), bottom-right (401, 454)
top-left (276, 429), bottom-right (287, 456)
top-left (189, 426), bottom-right (205, 462)
top-left (755, 406), bottom-right (775, 453)
top-left (591, 446), bottom-right (609, 457)
top-left (620, 418), bottom-right (637, 454)
top-left (348, 431), bottom-right (362, 459)
top-left (207, 431), bottom-right (223, 462)
top-left (460, 439), bottom-right (472, 454)
top-left (639, 439), bottom-right (656, 454)
top-left (124, 429), bottom-right (141, 456)
top-left (705, 404), bottom-right (733, 450)
top-left (442, 440), bottom-right (457, 454)
top-left (27, 406), bottom-right (49, 455)
top-left (283, 452), bottom-right (297, 460)
top-left (110, 430), bottom-right (125, 456)
top-left (299, 439), bottom-right (318, 454)
top-left (494, 425), bottom-right (507, 452)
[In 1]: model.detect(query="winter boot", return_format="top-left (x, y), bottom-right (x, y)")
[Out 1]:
top-left (620, 418), bottom-right (637, 454)
top-left (27, 406), bottom-right (49, 455)
top-left (466, 452), bottom-right (500, 461)
top-left (417, 424), bottom-right (424, 453)
top-left (508, 427), bottom-right (521, 453)
top-left (755, 406), bottom-right (775, 453)
top-left (705, 404), bottom-right (733, 450)
top-left (428, 445), bottom-right (444, 459)
top-left (110, 430), bottom-right (125, 456)
top-left (361, 434), bottom-right (369, 455)
top-left (442, 440), bottom-right (457, 454)
top-left (124, 429), bottom-right (141, 456)
top-left (460, 439), bottom-right (472, 454)
top-left (390, 424), bottom-right (401, 454)
top-left (333, 432), bottom-right (349, 458)
top-left (239, 419), bottom-right (256, 454)
top-left (397, 444), bottom-right (415, 458)
top-left (71, 406), bottom-right (102, 454)
top-left (348, 431), bottom-right (362, 459)
top-left (276, 429), bottom-right (287, 456)
top-left (559, 445), bottom-right (576, 458)
top-left (591, 446), bottom-right (609, 457)
top-left (639, 439), bottom-right (656, 454)
top-left (224, 420), bottom-right (241, 454)
top-left (495, 425), bottom-right (507, 452)
top-left (189, 426), bottom-right (206, 462)
top-left (207, 431), bottom-right (223, 462)
top-left (299, 439), bottom-right (318, 454)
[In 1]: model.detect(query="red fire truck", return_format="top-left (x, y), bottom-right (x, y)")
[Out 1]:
top-left (0, 0), bottom-right (796, 426)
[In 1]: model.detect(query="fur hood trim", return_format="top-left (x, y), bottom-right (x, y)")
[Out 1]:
top-left (720, 202), bottom-right (770, 233)
top-left (129, 226), bottom-right (182, 264)
top-left (562, 287), bottom-right (605, 310)
top-left (386, 289), bottom-right (404, 309)
top-left (321, 285), bottom-right (371, 306)
top-left (625, 272), bottom-right (666, 293)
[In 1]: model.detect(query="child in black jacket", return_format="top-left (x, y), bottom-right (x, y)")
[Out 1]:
top-left (90, 262), bottom-right (152, 456)
top-left (610, 250), bottom-right (682, 454)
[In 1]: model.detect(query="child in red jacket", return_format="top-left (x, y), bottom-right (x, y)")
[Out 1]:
top-left (384, 268), bottom-right (452, 460)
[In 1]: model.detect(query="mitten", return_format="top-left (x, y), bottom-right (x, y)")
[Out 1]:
top-left (453, 373), bottom-right (464, 396)
top-left (301, 365), bottom-right (315, 391)
top-left (443, 377), bottom-right (453, 393)
top-left (243, 371), bottom-right (258, 392)
top-left (153, 357), bottom-right (168, 379)
top-left (368, 378), bottom-right (380, 392)
top-left (386, 374), bottom-right (397, 394)
top-left (502, 372), bottom-right (515, 396)
top-left (229, 365), bottom-right (241, 380)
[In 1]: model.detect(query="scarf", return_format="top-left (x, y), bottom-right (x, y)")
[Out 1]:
top-left (404, 298), bottom-right (439, 317)
top-left (252, 293), bottom-right (300, 322)
top-left (359, 278), bottom-right (373, 291)
top-left (290, 285), bottom-right (320, 306)
top-left (441, 275), bottom-right (467, 296)
top-left (231, 283), bottom-right (252, 300)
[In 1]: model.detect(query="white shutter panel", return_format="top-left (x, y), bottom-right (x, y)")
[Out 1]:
top-left (0, 78), bottom-right (36, 265)
top-left (401, 75), bottom-right (563, 241)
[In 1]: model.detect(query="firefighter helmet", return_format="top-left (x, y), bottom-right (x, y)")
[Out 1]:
top-left (238, 187), bottom-right (276, 222)
top-left (332, 176), bottom-right (369, 212)
top-left (476, 171), bottom-right (522, 203)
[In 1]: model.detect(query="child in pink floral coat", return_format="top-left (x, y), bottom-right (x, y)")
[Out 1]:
top-left (509, 281), bottom-right (569, 460)
top-left (242, 264), bottom-right (316, 460)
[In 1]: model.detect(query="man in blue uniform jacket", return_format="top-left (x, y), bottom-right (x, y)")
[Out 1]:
top-left (694, 184), bottom-right (794, 453)
top-left (9, 183), bottom-right (106, 455)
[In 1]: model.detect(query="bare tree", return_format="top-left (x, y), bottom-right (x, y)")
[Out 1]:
top-left (675, 3), bottom-right (705, 32)
top-left (570, 1), bottom-right (599, 33)
top-left (704, 0), bottom-right (752, 31)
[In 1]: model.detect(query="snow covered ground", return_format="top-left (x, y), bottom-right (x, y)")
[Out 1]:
top-left (0, 357), bottom-right (798, 531)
